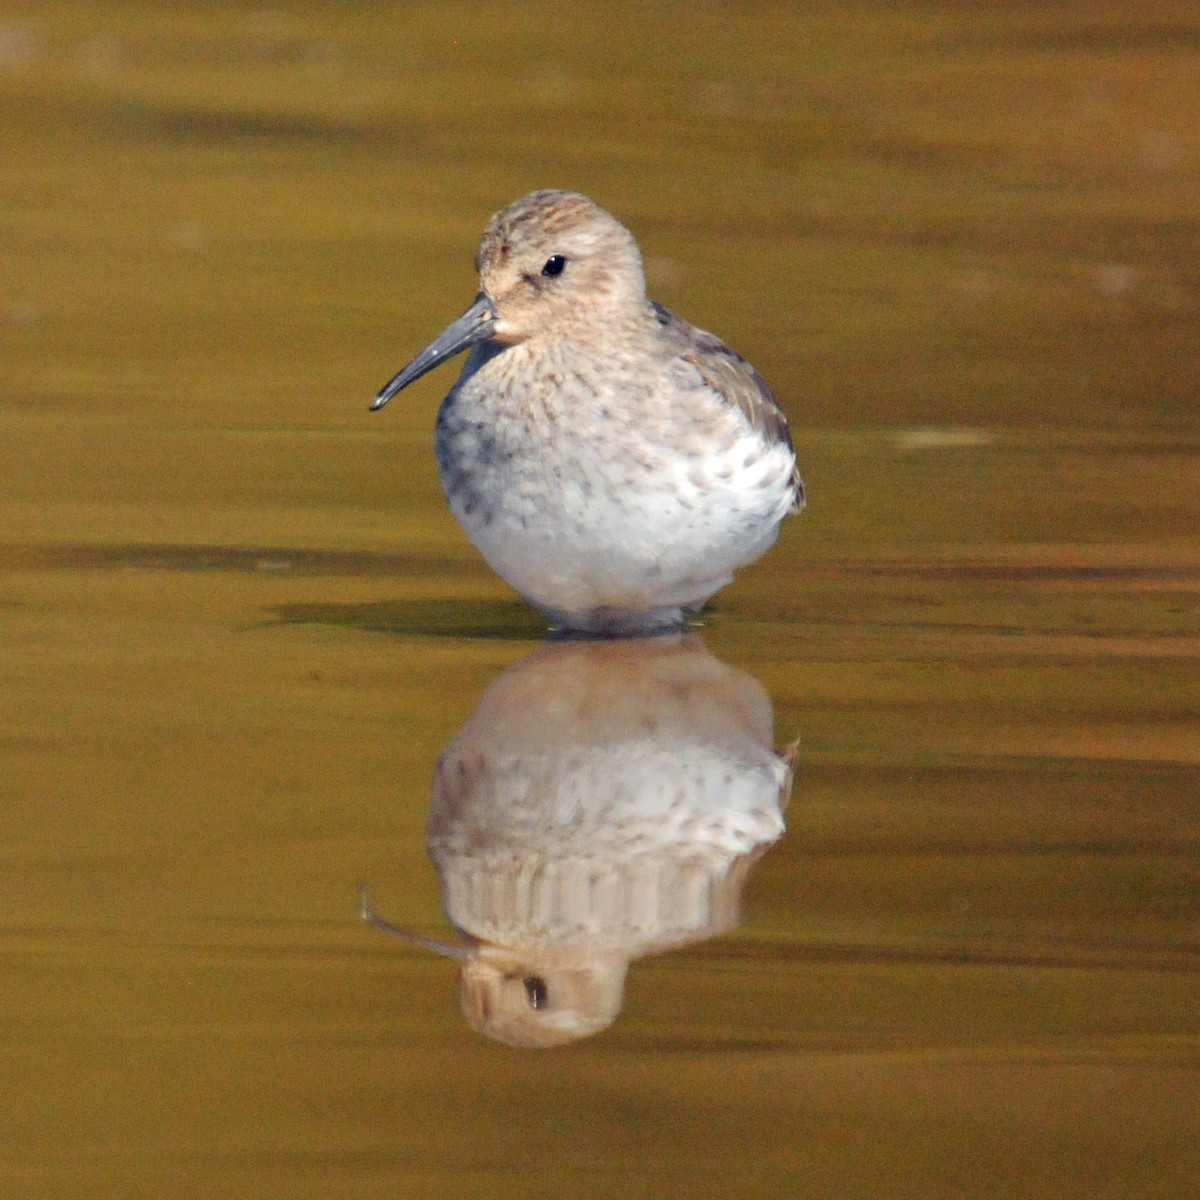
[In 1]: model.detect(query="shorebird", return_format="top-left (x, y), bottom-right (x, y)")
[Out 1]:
top-left (371, 189), bottom-right (804, 634)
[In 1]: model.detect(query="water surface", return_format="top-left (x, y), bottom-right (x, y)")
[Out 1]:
top-left (2, 3), bottom-right (1198, 1197)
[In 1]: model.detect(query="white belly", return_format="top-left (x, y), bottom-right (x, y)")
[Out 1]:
top-left (436, 397), bottom-right (796, 632)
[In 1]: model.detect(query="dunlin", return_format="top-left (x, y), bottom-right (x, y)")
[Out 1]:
top-left (371, 189), bottom-right (804, 633)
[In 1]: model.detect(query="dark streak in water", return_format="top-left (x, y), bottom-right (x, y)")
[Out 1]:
top-left (845, 563), bottom-right (1200, 584)
top-left (958, 22), bottom-right (1200, 56)
top-left (709, 938), bottom-right (1200, 974)
top-left (266, 599), bottom-right (546, 640)
top-left (0, 543), bottom-right (468, 577)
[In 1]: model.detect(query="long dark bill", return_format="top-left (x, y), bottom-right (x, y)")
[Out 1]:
top-left (370, 292), bottom-right (497, 411)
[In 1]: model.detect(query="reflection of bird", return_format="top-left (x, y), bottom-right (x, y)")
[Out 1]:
top-left (361, 634), bottom-right (795, 1048)
top-left (370, 189), bottom-right (804, 634)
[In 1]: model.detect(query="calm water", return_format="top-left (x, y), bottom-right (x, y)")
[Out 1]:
top-left (2, 3), bottom-right (1198, 1197)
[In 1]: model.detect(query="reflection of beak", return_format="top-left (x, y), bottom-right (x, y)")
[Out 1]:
top-left (370, 292), bottom-right (497, 411)
top-left (357, 883), bottom-right (474, 961)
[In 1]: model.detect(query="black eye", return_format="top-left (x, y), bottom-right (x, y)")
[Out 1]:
top-left (523, 976), bottom-right (548, 1010)
top-left (541, 255), bottom-right (566, 278)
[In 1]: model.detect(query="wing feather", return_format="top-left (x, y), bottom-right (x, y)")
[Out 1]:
top-left (651, 302), bottom-right (804, 511)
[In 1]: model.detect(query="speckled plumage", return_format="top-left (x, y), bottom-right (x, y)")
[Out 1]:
top-left (372, 189), bottom-right (803, 633)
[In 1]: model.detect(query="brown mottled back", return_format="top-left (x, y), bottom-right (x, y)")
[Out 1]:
top-left (651, 302), bottom-right (805, 511)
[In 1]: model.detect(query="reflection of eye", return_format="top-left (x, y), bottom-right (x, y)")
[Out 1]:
top-left (541, 255), bottom-right (567, 277)
top-left (523, 976), bottom-right (548, 1010)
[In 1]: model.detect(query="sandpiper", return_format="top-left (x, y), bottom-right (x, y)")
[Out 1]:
top-left (371, 189), bottom-right (804, 634)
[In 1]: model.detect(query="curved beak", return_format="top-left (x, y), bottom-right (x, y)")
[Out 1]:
top-left (370, 293), bottom-right (496, 411)
top-left (357, 883), bottom-right (474, 961)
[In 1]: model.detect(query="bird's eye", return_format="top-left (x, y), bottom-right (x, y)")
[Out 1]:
top-left (523, 976), bottom-right (548, 1010)
top-left (541, 255), bottom-right (567, 277)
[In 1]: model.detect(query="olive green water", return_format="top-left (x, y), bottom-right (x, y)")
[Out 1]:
top-left (2, 3), bottom-right (1199, 1196)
